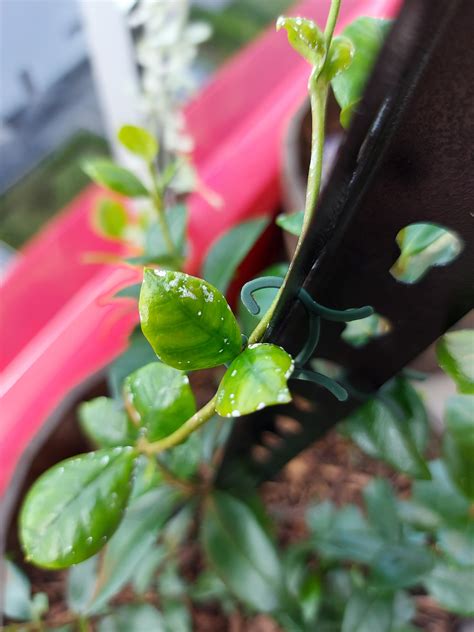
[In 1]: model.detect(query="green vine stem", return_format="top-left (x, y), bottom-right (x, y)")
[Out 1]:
top-left (139, 0), bottom-right (341, 457)
top-left (147, 163), bottom-right (179, 261)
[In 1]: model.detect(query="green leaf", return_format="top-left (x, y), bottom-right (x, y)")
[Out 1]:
top-left (424, 562), bottom-right (474, 616)
top-left (341, 312), bottom-right (391, 348)
top-left (82, 159), bottom-right (148, 197)
top-left (276, 211), bottom-right (304, 237)
top-left (391, 223), bottom-right (463, 284)
top-left (276, 16), bottom-right (326, 69)
top-left (371, 544), bottom-right (434, 589)
top-left (107, 327), bottom-right (157, 400)
top-left (3, 560), bottom-right (32, 621)
top-left (162, 600), bottom-right (192, 632)
top-left (88, 487), bottom-right (181, 613)
top-left (145, 204), bottom-right (188, 261)
top-left (117, 125), bottom-right (158, 162)
top-left (79, 397), bottom-right (137, 448)
top-left (322, 36), bottom-right (354, 81)
top-left (341, 589), bottom-right (394, 632)
top-left (30, 592), bottom-right (49, 621)
top-left (20, 448), bottom-right (136, 569)
top-left (238, 263), bottom-right (288, 336)
top-left (331, 18), bottom-right (391, 128)
top-left (123, 362), bottom-right (196, 441)
top-left (93, 198), bottom-right (128, 239)
top-left (343, 377), bottom-right (430, 479)
top-left (66, 556), bottom-right (98, 614)
top-left (131, 547), bottom-right (166, 595)
top-left (437, 524), bottom-right (474, 567)
top-left (437, 330), bottom-right (474, 394)
top-left (139, 269), bottom-right (242, 371)
top-left (98, 604), bottom-right (165, 632)
top-left (203, 216), bottom-right (269, 294)
top-left (114, 283), bottom-right (141, 300)
top-left (443, 394), bottom-right (474, 499)
top-left (202, 491), bottom-right (286, 613)
top-left (216, 343), bottom-right (294, 417)
top-left (363, 478), bottom-right (400, 542)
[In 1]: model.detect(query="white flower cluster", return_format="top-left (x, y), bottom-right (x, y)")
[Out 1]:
top-left (129, 0), bottom-right (211, 155)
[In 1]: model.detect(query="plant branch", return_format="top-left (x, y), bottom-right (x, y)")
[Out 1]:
top-left (148, 163), bottom-right (178, 260)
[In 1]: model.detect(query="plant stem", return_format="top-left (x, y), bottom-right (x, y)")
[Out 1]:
top-left (148, 163), bottom-right (178, 260)
top-left (138, 0), bottom-right (341, 457)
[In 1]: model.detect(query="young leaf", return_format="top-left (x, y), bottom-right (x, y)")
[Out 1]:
top-left (20, 448), bottom-right (136, 569)
top-left (93, 198), bottom-right (128, 239)
top-left (79, 397), bottom-right (138, 448)
top-left (443, 394), bottom-right (474, 499)
top-left (88, 487), bottom-right (182, 613)
top-left (98, 604), bottom-right (165, 632)
top-left (66, 555), bottom-right (99, 614)
top-left (276, 211), bottom-right (304, 237)
top-left (202, 491), bottom-right (286, 613)
top-left (323, 36), bottom-right (354, 81)
top-left (423, 562), bottom-right (474, 617)
top-left (276, 16), bottom-right (326, 69)
top-left (331, 18), bottom-right (391, 128)
top-left (343, 377), bottom-right (430, 479)
top-left (3, 560), bottom-right (32, 621)
top-left (123, 362), bottom-right (196, 441)
top-left (437, 330), bottom-right (474, 394)
top-left (82, 159), bottom-right (148, 197)
top-left (341, 589), bottom-right (394, 632)
top-left (203, 216), bottom-right (269, 294)
top-left (117, 125), bottom-right (158, 162)
top-left (216, 343), bottom-right (294, 417)
top-left (139, 269), bottom-right (242, 371)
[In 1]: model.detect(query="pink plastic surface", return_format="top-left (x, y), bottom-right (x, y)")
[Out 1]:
top-left (0, 0), bottom-right (400, 497)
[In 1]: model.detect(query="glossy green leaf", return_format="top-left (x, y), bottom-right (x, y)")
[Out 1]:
top-left (3, 560), bottom-right (32, 621)
top-left (363, 478), bottom-right (400, 542)
top-left (216, 343), bottom-right (294, 417)
top-left (123, 362), bottom-right (195, 441)
top-left (238, 263), bottom-right (288, 336)
top-left (93, 198), bottom-right (128, 239)
top-left (323, 36), bottom-right (354, 81)
top-left (88, 487), bottom-right (181, 613)
top-left (79, 397), bottom-right (137, 448)
top-left (98, 604), bottom-right (165, 632)
top-left (341, 589), bottom-right (394, 632)
top-left (341, 312), bottom-right (391, 347)
top-left (424, 562), bottom-right (474, 616)
top-left (371, 544), bottom-right (434, 589)
top-left (203, 216), bottom-right (269, 294)
top-left (437, 330), bottom-right (474, 394)
top-left (343, 377), bottom-right (430, 479)
top-left (82, 159), bottom-right (148, 197)
top-left (202, 491), bottom-right (286, 613)
top-left (66, 555), bottom-right (98, 614)
top-left (276, 211), bottom-right (304, 237)
top-left (145, 203), bottom-right (187, 262)
top-left (20, 448), bottom-right (136, 569)
top-left (117, 125), bottom-right (158, 162)
top-left (443, 394), bottom-right (474, 499)
top-left (391, 223), bottom-right (463, 284)
top-left (276, 16), bottom-right (326, 69)
top-left (107, 327), bottom-right (157, 400)
top-left (139, 269), bottom-right (241, 371)
top-left (331, 18), bottom-right (391, 128)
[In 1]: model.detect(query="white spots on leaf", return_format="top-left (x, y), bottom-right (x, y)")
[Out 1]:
top-left (178, 285), bottom-right (197, 300)
top-left (202, 284), bottom-right (214, 302)
top-left (231, 410), bottom-right (241, 417)
top-left (257, 402), bottom-right (266, 410)
top-left (231, 369), bottom-right (237, 377)
top-left (154, 269), bottom-right (167, 277)
top-left (86, 536), bottom-right (93, 545)
top-left (100, 455), bottom-right (110, 466)
top-left (197, 311), bottom-right (202, 316)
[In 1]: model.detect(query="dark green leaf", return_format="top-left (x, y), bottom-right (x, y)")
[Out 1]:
top-left (164, 431), bottom-right (202, 480)
top-left (89, 487), bottom-right (181, 613)
top-left (20, 448), bottom-right (136, 569)
top-left (191, 570), bottom-right (236, 613)
top-left (341, 589), bottom-right (394, 632)
top-left (238, 263), bottom-right (288, 336)
top-left (363, 478), bottom-right (400, 542)
top-left (117, 125), bottom-right (158, 162)
top-left (145, 204), bottom-right (187, 261)
top-left (276, 211), bottom-right (304, 237)
top-left (203, 216), bottom-right (269, 294)
top-left (331, 18), bottom-right (391, 128)
top-left (391, 223), bottom-right (463, 284)
top-left (107, 327), bottom-right (157, 400)
top-left (216, 343), bottom-right (294, 417)
top-left (79, 397), bottom-right (137, 448)
top-left (3, 560), bottom-right (32, 621)
top-left (82, 159), bottom-right (148, 197)
top-left (443, 394), bottom-right (474, 499)
top-left (97, 604), bottom-right (165, 632)
top-left (139, 269), bottom-right (241, 371)
top-left (371, 544), bottom-right (434, 589)
top-left (424, 562), bottom-right (474, 616)
top-left (93, 198), bottom-right (128, 239)
top-left (162, 600), bottom-right (192, 632)
top-left (123, 362), bottom-right (195, 441)
top-left (202, 491), bottom-right (286, 613)
top-left (343, 377), bottom-right (430, 479)
top-left (437, 330), bottom-right (474, 394)
top-left (66, 556), bottom-right (98, 614)
top-left (276, 16), bottom-right (326, 69)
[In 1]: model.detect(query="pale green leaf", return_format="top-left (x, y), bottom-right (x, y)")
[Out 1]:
top-left (117, 125), bottom-right (158, 162)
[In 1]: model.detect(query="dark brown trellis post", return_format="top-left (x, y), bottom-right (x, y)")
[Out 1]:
top-left (217, 0), bottom-right (474, 488)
